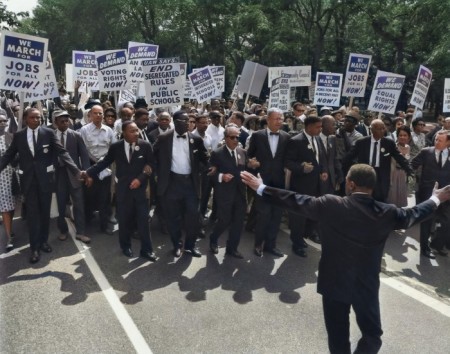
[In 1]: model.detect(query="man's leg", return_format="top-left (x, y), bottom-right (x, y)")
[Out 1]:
top-left (322, 296), bottom-right (351, 354)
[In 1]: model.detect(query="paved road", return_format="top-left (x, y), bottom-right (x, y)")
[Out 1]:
top-left (1, 210), bottom-right (450, 353)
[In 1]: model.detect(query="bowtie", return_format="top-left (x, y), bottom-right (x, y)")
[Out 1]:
top-left (177, 135), bottom-right (186, 139)
top-left (269, 132), bottom-right (279, 136)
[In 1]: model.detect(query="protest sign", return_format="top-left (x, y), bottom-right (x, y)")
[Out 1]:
top-left (24, 52), bottom-right (58, 102)
top-left (230, 75), bottom-right (242, 99)
top-left (73, 51), bottom-right (99, 91)
top-left (367, 70), bottom-right (405, 114)
top-left (0, 30), bottom-right (48, 94)
top-left (269, 74), bottom-right (290, 111)
top-left (194, 65), bottom-right (225, 93)
top-left (65, 63), bottom-right (73, 92)
top-left (95, 49), bottom-right (128, 91)
top-left (237, 60), bottom-right (268, 98)
top-left (342, 53), bottom-right (372, 97)
top-left (127, 41), bottom-right (159, 83)
top-left (313, 72), bottom-right (343, 107)
top-left (410, 65), bottom-right (432, 110)
top-left (268, 66), bottom-right (311, 88)
top-left (443, 79), bottom-right (450, 113)
top-left (188, 67), bottom-right (221, 103)
top-left (143, 62), bottom-right (183, 107)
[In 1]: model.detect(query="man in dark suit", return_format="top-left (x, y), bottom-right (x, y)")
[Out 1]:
top-left (228, 111), bottom-right (249, 148)
top-left (344, 119), bottom-right (412, 202)
top-left (153, 111), bottom-right (210, 258)
top-left (411, 130), bottom-right (450, 258)
top-left (53, 110), bottom-right (91, 244)
top-left (241, 165), bottom-right (450, 354)
top-left (285, 116), bottom-right (327, 256)
top-left (209, 125), bottom-right (248, 258)
top-left (84, 121), bottom-right (156, 261)
top-left (0, 108), bottom-right (80, 263)
top-left (148, 111), bottom-right (171, 145)
top-left (247, 107), bottom-right (290, 257)
top-left (355, 111), bottom-right (374, 137)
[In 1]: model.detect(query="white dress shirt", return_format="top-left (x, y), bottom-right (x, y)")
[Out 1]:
top-left (171, 133), bottom-right (191, 174)
top-left (27, 127), bottom-right (38, 156)
top-left (369, 137), bottom-right (382, 167)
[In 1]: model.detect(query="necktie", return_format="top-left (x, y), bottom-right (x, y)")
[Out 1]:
top-left (310, 138), bottom-right (316, 154)
top-left (129, 144), bottom-right (133, 162)
top-left (141, 131), bottom-right (147, 141)
top-left (325, 136), bottom-right (329, 153)
top-left (61, 132), bottom-right (65, 147)
top-left (438, 150), bottom-right (443, 167)
top-left (32, 129), bottom-right (37, 155)
top-left (371, 141), bottom-right (378, 167)
top-left (177, 135), bottom-right (186, 139)
top-left (368, 127), bottom-right (371, 135)
top-left (231, 150), bottom-right (237, 166)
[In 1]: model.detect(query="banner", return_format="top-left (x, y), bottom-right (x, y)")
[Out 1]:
top-left (72, 51), bottom-right (99, 91)
top-left (313, 72), bottom-right (343, 107)
top-left (236, 60), bottom-right (268, 97)
top-left (443, 79), bottom-right (450, 113)
top-left (367, 70), bottom-right (405, 114)
top-left (127, 41), bottom-right (159, 83)
top-left (342, 53), bottom-right (372, 97)
top-left (268, 66), bottom-right (311, 88)
top-left (410, 65), bottom-right (432, 110)
top-left (268, 74), bottom-right (290, 111)
top-left (188, 67), bottom-right (220, 103)
top-left (0, 30), bottom-right (48, 94)
top-left (144, 63), bottom-right (183, 107)
top-left (95, 49), bottom-right (128, 91)
top-left (24, 52), bottom-right (58, 102)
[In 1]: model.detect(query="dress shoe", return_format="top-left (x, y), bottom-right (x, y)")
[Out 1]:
top-left (40, 242), bottom-right (52, 253)
top-left (302, 239), bottom-right (308, 248)
top-left (140, 250), bottom-right (157, 262)
top-left (76, 234), bottom-right (91, 244)
top-left (309, 234), bottom-right (321, 244)
top-left (197, 231), bottom-right (206, 240)
top-left (210, 243), bottom-right (219, 254)
top-left (254, 247), bottom-right (263, 257)
top-left (431, 247), bottom-right (448, 257)
top-left (185, 248), bottom-right (202, 257)
top-left (293, 247), bottom-right (307, 257)
top-left (58, 233), bottom-right (68, 241)
top-left (108, 216), bottom-right (118, 224)
top-left (265, 247), bottom-right (284, 257)
top-left (226, 249), bottom-right (244, 259)
top-left (101, 227), bottom-right (114, 236)
top-left (122, 248), bottom-right (134, 257)
top-left (421, 249), bottom-right (436, 259)
top-left (5, 243), bottom-right (14, 252)
top-left (30, 250), bottom-right (40, 264)
top-left (173, 248), bottom-right (182, 258)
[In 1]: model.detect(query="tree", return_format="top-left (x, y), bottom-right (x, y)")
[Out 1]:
top-left (0, 0), bottom-right (28, 30)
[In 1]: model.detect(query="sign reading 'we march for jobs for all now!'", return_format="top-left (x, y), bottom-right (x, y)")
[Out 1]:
top-left (73, 51), bottom-right (99, 91)
top-left (0, 31), bottom-right (49, 94)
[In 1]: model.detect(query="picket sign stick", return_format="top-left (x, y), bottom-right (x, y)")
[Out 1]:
top-left (244, 64), bottom-right (258, 108)
top-left (377, 111), bottom-right (382, 119)
top-left (36, 100), bottom-right (44, 125)
top-left (349, 96), bottom-right (354, 109)
top-left (18, 92), bottom-right (25, 131)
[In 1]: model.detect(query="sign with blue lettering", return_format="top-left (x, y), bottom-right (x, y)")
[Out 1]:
top-left (73, 51), bottom-right (99, 91)
top-left (410, 65), bottom-right (432, 110)
top-left (95, 49), bottom-right (128, 91)
top-left (342, 53), bottom-right (372, 97)
top-left (368, 70), bottom-right (405, 114)
top-left (313, 72), bottom-right (343, 107)
top-left (0, 30), bottom-right (48, 94)
top-left (189, 67), bottom-right (220, 103)
top-left (24, 52), bottom-right (58, 102)
top-left (127, 41), bottom-right (159, 83)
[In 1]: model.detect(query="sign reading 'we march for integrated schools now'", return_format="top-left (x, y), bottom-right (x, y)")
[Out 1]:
top-left (188, 67), bottom-right (221, 103)
top-left (367, 70), bottom-right (405, 114)
top-left (313, 72), bottom-right (343, 107)
top-left (73, 51), bottom-right (99, 91)
top-left (95, 49), bottom-right (128, 91)
top-left (410, 65), bottom-right (432, 110)
top-left (0, 30), bottom-right (48, 94)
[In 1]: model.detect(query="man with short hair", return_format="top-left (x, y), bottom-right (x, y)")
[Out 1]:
top-left (148, 111), bottom-right (171, 145)
top-left (241, 165), bottom-right (450, 354)
top-left (228, 111), bottom-right (249, 148)
top-left (410, 118), bottom-right (426, 159)
top-left (134, 108), bottom-right (151, 143)
top-left (114, 105), bottom-right (134, 138)
top-left (206, 111), bottom-right (225, 150)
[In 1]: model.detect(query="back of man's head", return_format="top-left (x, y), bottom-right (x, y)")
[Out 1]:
top-left (347, 164), bottom-right (377, 190)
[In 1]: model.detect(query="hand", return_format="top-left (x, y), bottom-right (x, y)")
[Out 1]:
top-left (302, 162), bottom-right (314, 173)
top-left (129, 178), bottom-right (141, 190)
top-left (222, 173), bottom-right (234, 182)
top-left (143, 164), bottom-right (152, 176)
top-left (432, 182), bottom-right (450, 203)
top-left (247, 158), bottom-right (260, 169)
top-left (79, 171), bottom-right (87, 180)
top-left (241, 171), bottom-right (262, 191)
top-left (207, 166), bottom-right (217, 176)
top-left (85, 177), bottom-right (94, 187)
top-left (74, 80), bottom-right (82, 90)
top-left (320, 172), bottom-right (328, 181)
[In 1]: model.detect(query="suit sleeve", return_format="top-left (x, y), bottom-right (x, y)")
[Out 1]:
top-left (86, 145), bottom-right (115, 177)
top-left (137, 143), bottom-right (154, 184)
top-left (394, 199), bottom-right (437, 230)
top-left (410, 149), bottom-right (425, 171)
top-left (75, 132), bottom-right (91, 170)
top-left (51, 130), bottom-right (80, 176)
top-left (342, 138), bottom-right (359, 167)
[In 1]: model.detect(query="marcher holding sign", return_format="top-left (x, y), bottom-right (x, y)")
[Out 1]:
top-left (96, 49), bottom-right (128, 91)
top-left (342, 53), bottom-right (372, 97)
top-left (313, 72), bottom-right (343, 107)
top-left (410, 65), bottom-right (432, 110)
top-left (368, 71), bottom-right (405, 115)
top-left (0, 30), bottom-right (48, 94)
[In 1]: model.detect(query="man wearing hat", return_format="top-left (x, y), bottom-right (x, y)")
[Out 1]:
top-left (53, 110), bottom-right (91, 244)
top-left (341, 110), bottom-right (363, 146)
top-left (319, 106), bottom-right (332, 117)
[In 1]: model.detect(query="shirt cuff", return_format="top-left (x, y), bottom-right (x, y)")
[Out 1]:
top-left (429, 195), bottom-right (440, 207)
top-left (257, 183), bottom-right (266, 196)
top-left (218, 173), bottom-right (223, 183)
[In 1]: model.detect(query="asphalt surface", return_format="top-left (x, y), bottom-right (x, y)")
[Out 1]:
top-left (1, 203), bottom-right (450, 353)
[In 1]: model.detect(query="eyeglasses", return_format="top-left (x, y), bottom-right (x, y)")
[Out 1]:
top-left (227, 136), bottom-right (240, 140)
top-left (105, 114), bottom-right (115, 118)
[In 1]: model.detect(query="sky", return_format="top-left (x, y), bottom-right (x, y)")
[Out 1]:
top-left (5, 0), bottom-right (39, 14)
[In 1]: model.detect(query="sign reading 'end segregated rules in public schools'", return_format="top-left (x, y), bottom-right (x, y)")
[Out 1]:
top-left (0, 30), bottom-right (48, 94)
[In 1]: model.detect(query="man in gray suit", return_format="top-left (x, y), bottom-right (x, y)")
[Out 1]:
top-left (241, 164), bottom-right (450, 354)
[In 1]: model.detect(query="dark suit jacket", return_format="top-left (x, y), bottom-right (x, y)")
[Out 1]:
top-left (238, 128), bottom-right (249, 149)
top-left (285, 132), bottom-right (325, 196)
top-left (247, 129), bottom-right (290, 189)
top-left (86, 139), bottom-right (154, 201)
top-left (261, 186), bottom-right (437, 303)
top-left (355, 124), bottom-right (370, 137)
top-left (0, 126), bottom-right (79, 194)
top-left (343, 136), bottom-right (412, 199)
top-left (56, 128), bottom-right (90, 188)
top-left (210, 145), bottom-right (247, 200)
top-left (153, 130), bottom-right (209, 198)
top-left (148, 128), bottom-right (162, 145)
top-left (320, 135), bottom-right (343, 194)
top-left (411, 147), bottom-right (450, 202)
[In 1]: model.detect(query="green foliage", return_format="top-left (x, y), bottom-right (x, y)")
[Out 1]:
top-left (0, 1), bottom-right (28, 30)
